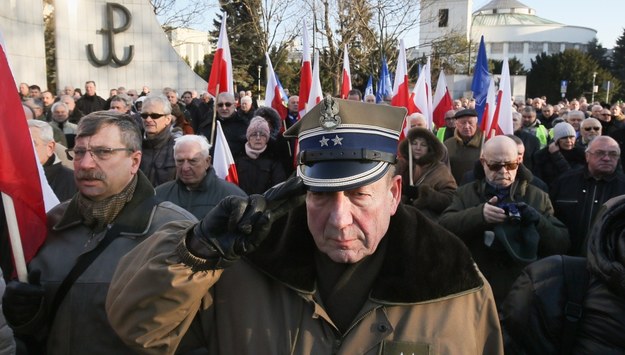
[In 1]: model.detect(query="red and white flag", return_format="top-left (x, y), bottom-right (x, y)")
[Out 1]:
top-left (391, 39), bottom-right (411, 111)
top-left (0, 34), bottom-right (57, 281)
top-left (213, 121), bottom-right (239, 185)
top-left (411, 57), bottom-right (433, 129)
top-left (207, 13), bottom-right (233, 97)
top-left (265, 53), bottom-right (288, 120)
top-left (306, 51), bottom-right (323, 113)
top-left (480, 77), bottom-right (496, 136)
top-left (486, 58), bottom-right (514, 139)
top-left (298, 19), bottom-right (312, 118)
top-left (432, 71), bottom-right (453, 129)
top-left (340, 45), bottom-right (352, 99)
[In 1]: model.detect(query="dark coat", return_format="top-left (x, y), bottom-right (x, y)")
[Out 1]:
top-left (532, 145), bottom-right (586, 187)
top-left (397, 128), bottom-right (457, 220)
top-left (502, 195), bottom-right (625, 354)
top-left (444, 129), bottom-right (483, 184)
top-left (515, 130), bottom-right (540, 171)
top-left (439, 164), bottom-right (570, 305)
top-left (75, 94), bottom-right (106, 115)
top-left (43, 155), bottom-right (77, 202)
top-left (235, 148), bottom-right (287, 195)
top-left (140, 128), bottom-right (176, 187)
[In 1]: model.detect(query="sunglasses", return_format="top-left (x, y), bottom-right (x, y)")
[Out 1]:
top-left (140, 113), bottom-right (165, 119)
top-left (483, 161), bottom-right (519, 171)
top-left (584, 127), bottom-right (601, 131)
top-left (217, 102), bottom-right (233, 108)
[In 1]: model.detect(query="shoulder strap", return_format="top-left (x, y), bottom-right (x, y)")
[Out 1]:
top-left (560, 255), bottom-right (590, 355)
top-left (47, 196), bottom-right (157, 328)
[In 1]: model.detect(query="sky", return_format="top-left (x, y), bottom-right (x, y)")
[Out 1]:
top-left (473, 0), bottom-right (623, 48)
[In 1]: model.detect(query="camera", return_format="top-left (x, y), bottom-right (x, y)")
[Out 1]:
top-left (499, 202), bottom-right (521, 224)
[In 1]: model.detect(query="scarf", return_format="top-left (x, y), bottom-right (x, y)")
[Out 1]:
top-left (76, 174), bottom-right (138, 231)
top-left (245, 142), bottom-right (267, 160)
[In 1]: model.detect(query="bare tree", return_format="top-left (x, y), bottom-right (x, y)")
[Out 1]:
top-left (150, 0), bottom-right (215, 31)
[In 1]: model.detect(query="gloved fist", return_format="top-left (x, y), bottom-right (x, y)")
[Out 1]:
top-left (2, 270), bottom-right (46, 332)
top-left (517, 202), bottom-right (541, 225)
top-left (191, 176), bottom-right (306, 265)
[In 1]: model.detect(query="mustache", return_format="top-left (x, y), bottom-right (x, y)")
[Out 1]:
top-left (75, 170), bottom-right (107, 180)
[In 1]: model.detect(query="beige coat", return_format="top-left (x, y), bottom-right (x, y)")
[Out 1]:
top-left (107, 204), bottom-right (503, 355)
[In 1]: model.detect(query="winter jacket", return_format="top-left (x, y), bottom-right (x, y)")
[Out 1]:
top-left (0, 268), bottom-right (15, 355)
top-left (24, 172), bottom-right (196, 354)
top-left (75, 94), bottom-right (106, 115)
top-left (439, 164), bottom-right (570, 304)
top-left (550, 166), bottom-right (625, 256)
top-left (106, 203), bottom-right (503, 354)
top-left (235, 148), bottom-right (287, 195)
top-left (140, 127), bottom-right (176, 187)
top-left (43, 154), bottom-right (77, 202)
top-left (444, 129), bottom-right (483, 184)
top-left (532, 145), bottom-right (585, 187)
top-left (502, 195), bottom-right (625, 354)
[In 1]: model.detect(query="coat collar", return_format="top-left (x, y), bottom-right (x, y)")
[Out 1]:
top-left (246, 203), bottom-right (483, 303)
top-left (52, 171), bottom-right (156, 235)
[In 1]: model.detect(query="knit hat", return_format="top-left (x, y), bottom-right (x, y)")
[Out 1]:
top-left (247, 116), bottom-right (270, 140)
top-left (552, 122), bottom-right (576, 141)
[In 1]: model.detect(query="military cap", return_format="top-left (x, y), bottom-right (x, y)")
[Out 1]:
top-left (284, 96), bottom-right (407, 192)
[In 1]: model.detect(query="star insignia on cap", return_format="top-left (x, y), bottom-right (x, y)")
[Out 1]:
top-left (319, 136), bottom-right (329, 147)
top-left (331, 135), bottom-right (343, 146)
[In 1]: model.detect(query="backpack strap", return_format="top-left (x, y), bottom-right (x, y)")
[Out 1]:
top-left (559, 255), bottom-right (590, 355)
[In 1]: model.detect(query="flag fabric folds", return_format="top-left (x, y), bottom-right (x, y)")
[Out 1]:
top-left (411, 57), bottom-right (433, 129)
top-left (376, 58), bottom-right (392, 103)
top-left (306, 51), bottom-right (323, 113)
top-left (0, 39), bottom-right (51, 275)
top-left (207, 13), bottom-right (234, 97)
top-left (213, 121), bottom-right (239, 185)
top-left (340, 45), bottom-right (352, 99)
top-left (471, 35), bottom-right (490, 123)
top-left (264, 53), bottom-right (288, 120)
top-left (487, 58), bottom-right (514, 139)
top-left (364, 75), bottom-right (374, 97)
top-left (480, 77), bottom-right (497, 135)
top-left (432, 71), bottom-right (453, 129)
top-left (298, 19), bottom-right (312, 118)
top-left (391, 39), bottom-right (411, 110)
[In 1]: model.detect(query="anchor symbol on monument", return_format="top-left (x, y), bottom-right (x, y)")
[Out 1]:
top-left (86, 3), bottom-right (134, 67)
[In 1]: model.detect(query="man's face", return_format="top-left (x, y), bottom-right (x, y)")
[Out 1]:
top-left (110, 100), bottom-right (128, 114)
top-left (19, 83), bottom-right (29, 96)
top-left (569, 101), bottom-right (580, 110)
top-left (532, 99), bottom-right (543, 109)
top-left (181, 93), bottom-right (193, 106)
top-left (29, 127), bottom-right (54, 164)
top-left (566, 115), bottom-right (583, 131)
top-left (85, 82), bottom-right (96, 96)
top-left (364, 95), bottom-right (376, 104)
top-left (142, 86), bottom-right (150, 94)
top-left (445, 116), bottom-right (455, 128)
top-left (481, 144), bottom-right (518, 188)
top-left (455, 116), bottom-right (477, 139)
top-left (174, 142), bottom-right (210, 188)
top-left (581, 122), bottom-right (601, 143)
top-left (347, 94), bottom-right (360, 101)
top-left (29, 88), bottom-right (41, 98)
top-left (512, 115), bottom-right (522, 131)
top-left (109, 89), bottom-right (118, 98)
top-left (306, 173), bottom-right (401, 263)
top-left (63, 86), bottom-right (74, 96)
top-left (166, 92), bottom-right (178, 105)
top-left (522, 112), bottom-right (536, 127)
top-left (288, 96), bottom-right (299, 114)
top-left (586, 140), bottom-right (620, 177)
top-left (601, 109), bottom-right (612, 122)
top-left (52, 105), bottom-right (69, 122)
top-left (591, 106), bottom-right (604, 120)
top-left (453, 100), bottom-right (462, 110)
top-left (216, 96), bottom-right (236, 118)
top-left (541, 107), bottom-right (553, 117)
top-left (240, 100), bottom-right (252, 112)
top-left (73, 124), bottom-right (141, 201)
top-left (42, 92), bottom-right (54, 106)
top-left (141, 101), bottom-right (172, 136)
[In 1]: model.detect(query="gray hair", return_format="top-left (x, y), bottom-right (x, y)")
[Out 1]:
top-left (173, 135), bottom-right (212, 158)
top-left (217, 92), bottom-right (235, 103)
top-left (51, 101), bottom-right (69, 113)
top-left (27, 119), bottom-right (54, 143)
top-left (142, 95), bottom-right (172, 115)
top-left (111, 94), bottom-right (133, 109)
top-left (240, 96), bottom-right (252, 104)
top-left (77, 111), bottom-right (142, 152)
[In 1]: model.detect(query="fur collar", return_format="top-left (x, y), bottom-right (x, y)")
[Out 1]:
top-left (246, 203), bottom-right (482, 303)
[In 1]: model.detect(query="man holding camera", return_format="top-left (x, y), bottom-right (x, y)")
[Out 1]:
top-left (440, 135), bottom-right (569, 307)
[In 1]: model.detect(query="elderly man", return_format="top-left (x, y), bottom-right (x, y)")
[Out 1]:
top-left (59, 94), bottom-right (84, 124)
top-left (28, 120), bottom-right (77, 202)
top-left (576, 117), bottom-right (602, 149)
top-left (106, 98), bottom-right (503, 354)
top-left (285, 95), bottom-right (299, 128)
top-left (139, 95), bottom-right (176, 187)
top-left (364, 93), bottom-right (376, 103)
top-left (216, 92), bottom-right (249, 157)
top-left (155, 135), bottom-right (246, 219)
top-left (436, 109), bottom-right (456, 142)
top-left (237, 95), bottom-right (255, 122)
top-left (109, 94), bottom-right (133, 114)
top-left (550, 136), bottom-right (625, 256)
top-left (444, 108), bottom-right (483, 183)
top-left (521, 106), bottom-right (549, 149)
top-left (75, 80), bottom-right (106, 114)
top-left (49, 101), bottom-right (79, 148)
top-left (2, 112), bottom-right (195, 354)
top-left (440, 135), bottom-right (569, 306)
top-left (565, 110), bottom-right (584, 138)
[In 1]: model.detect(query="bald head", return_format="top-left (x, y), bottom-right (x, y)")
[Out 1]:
top-left (481, 136), bottom-right (519, 188)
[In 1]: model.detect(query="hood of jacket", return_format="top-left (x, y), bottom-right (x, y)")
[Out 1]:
top-left (398, 127), bottom-right (445, 166)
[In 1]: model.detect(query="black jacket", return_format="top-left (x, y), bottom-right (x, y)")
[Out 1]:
top-left (75, 94), bottom-right (106, 115)
top-left (235, 149), bottom-right (287, 195)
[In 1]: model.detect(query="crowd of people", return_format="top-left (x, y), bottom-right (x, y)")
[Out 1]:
top-left (1, 81), bottom-right (625, 354)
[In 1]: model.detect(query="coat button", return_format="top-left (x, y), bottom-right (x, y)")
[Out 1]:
top-left (377, 324), bottom-right (389, 332)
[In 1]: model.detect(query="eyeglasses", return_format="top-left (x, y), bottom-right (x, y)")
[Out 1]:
top-left (66, 147), bottom-right (134, 161)
top-left (483, 161), bottom-right (519, 171)
top-left (140, 112), bottom-right (166, 119)
top-left (250, 132), bottom-right (268, 139)
top-left (587, 150), bottom-right (620, 159)
top-left (584, 127), bottom-right (601, 131)
top-left (217, 102), bottom-right (233, 108)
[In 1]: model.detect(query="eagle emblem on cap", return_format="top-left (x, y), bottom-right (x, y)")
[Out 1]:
top-left (319, 95), bottom-right (341, 130)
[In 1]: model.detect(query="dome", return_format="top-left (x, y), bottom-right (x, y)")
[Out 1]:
top-left (472, 0), bottom-right (560, 26)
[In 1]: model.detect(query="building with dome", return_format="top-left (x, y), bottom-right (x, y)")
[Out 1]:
top-left (417, 0), bottom-right (597, 70)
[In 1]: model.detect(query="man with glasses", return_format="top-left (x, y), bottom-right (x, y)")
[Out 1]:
top-left (576, 117), bottom-right (602, 149)
top-left (139, 95), bottom-right (177, 186)
top-left (155, 135), bottom-right (246, 219)
top-left (199, 92), bottom-right (249, 157)
top-left (550, 136), bottom-right (625, 256)
top-left (2, 112), bottom-right (196, 353)
top-left (440, 135), bottom-right (569, 307)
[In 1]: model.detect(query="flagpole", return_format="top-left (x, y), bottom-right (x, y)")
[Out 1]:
top-left (210, 82), bottom-right (220, 147)
top-left (2, 192), bottom-right (28, 282)
top-left (408, 142), bottom-right (414, 186)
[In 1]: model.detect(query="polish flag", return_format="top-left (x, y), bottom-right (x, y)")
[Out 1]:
top-left (207, 13), bottom-right (233, 97)
top-left (340, 45), bottom-right (352, 99)
top-left (265, 53), bottom-right (288, 120)
top-left (213, 121), bottom-right (239, 185)
top-left (487, 58), bottom-right (514, 139)
top-left (306, 51), bottom-right (323, 113)
top-left (298, 19), bottom-right (312, 118)
top-left (432, 71), bottom-right (453, 129)
top-left (0, 34), bottom-right (58, 281)
top-left (480, 77), bottom-right (496, 137)
top-left (411, 57), bottom-right (433, 129)
top-left (391, 39), bottom-right (411, 111)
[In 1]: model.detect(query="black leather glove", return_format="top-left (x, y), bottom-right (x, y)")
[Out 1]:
top-left (517, 202), bottom-right (541, 225)
top-left (2, 270), bottom-right (46, 333)
top-left (190, 176), bottom-right (306, 266)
